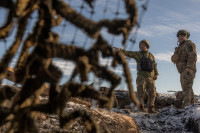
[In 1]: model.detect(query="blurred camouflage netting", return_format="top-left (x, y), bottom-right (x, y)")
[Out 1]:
top-left (0, 0), bottom-right (148, 132)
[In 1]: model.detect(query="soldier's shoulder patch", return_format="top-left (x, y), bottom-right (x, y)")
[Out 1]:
top-left (187, 43), bottom-right (195, 52)
top-left (189, 45), bottom-right (193, 52)
top-left (185, 40), bottom-right (196, 52)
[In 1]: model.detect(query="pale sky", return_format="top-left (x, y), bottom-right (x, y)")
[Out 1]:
top-left (0, 0), bottom-right (200, 94)
top-left (135, 0), bottom-right (200, 95)
top-left (53, 0), bottom-right (200, 95)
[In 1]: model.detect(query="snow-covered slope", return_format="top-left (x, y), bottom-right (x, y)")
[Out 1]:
top-left (113, 94), bottom-right (200, 133)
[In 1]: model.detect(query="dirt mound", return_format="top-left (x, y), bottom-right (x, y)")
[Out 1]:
top-left (34, 100), bottom-right (140, 133)
top-left (87, 107), bottom-right (139, 133)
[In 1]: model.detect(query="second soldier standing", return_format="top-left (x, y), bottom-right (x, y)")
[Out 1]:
top-left (171, 30), bottom-right (197, 107)
top-left (114, 40), bottom-right (158, 113)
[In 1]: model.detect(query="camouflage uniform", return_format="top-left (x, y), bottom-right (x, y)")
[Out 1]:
top-left (171, 40), bottom-right (197, 106)
top-left (121, 50), bottom-right (158, 109)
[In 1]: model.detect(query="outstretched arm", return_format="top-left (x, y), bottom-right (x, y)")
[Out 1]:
top-left (113, 47), bottom-right (138, 60)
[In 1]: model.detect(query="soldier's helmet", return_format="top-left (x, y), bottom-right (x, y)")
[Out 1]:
top-left (139, 39), bottom-right (150, 49)
top-left (176, 30), bottom-right (190, 38)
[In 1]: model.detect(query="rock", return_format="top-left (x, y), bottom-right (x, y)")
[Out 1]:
top-left (115, 90), bottom-right (131, 108)
top-left (184, 117), bottom-right (199, 132)
top-left (174, 99), bottom-right (183, 109)
top-left (156, 98), bottom-right (167, 108)
top-left (166, 97), bottom-right (174, 105)
top-left (34, 100), bottom-right (140, 133)
top-left (89, 108), bottom-right (140, 133)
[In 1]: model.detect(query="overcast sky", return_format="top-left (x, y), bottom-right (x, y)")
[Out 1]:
top-left (0, 0), bottom-right (200, 94)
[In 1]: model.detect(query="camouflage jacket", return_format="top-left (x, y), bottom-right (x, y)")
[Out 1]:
top-left (171, 40), bottom-right (197, 73)
top-left (121, 50), bottom-right (158, 78)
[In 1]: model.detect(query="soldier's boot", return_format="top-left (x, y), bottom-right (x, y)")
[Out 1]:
top-left (183, 99), bottom-right (191, 106)
top-left (139, 105), bottom-right (147, 112)
top-left (191, 95), bottom-right (196, 105)
top-left (148, 106), bottom-right (157, 114)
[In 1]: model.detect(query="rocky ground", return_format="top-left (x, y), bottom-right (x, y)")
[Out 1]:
top-left (1, 90), bottom-right (200, 133)
top-left (35, 95), bottom-right (200, 133)
top-left (35, 99), bottom-right (139, 133)
top-left (116, 104), bottom-right (200, 133)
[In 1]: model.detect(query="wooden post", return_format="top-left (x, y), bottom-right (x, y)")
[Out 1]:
top-left (176, 91), bottom-right (184, 100)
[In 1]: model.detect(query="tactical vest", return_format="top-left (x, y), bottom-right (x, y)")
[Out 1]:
top-left (139, 53), bottom-right (154, 72)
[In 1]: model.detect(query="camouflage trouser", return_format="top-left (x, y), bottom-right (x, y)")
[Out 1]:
top-left (136, 75), bottom-right (156, 107)
top-left (180, 70), bottom-right (196, 106)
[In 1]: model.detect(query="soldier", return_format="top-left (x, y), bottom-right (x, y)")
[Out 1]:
top-left (171, 30), bottom-right (197, 106)
top-left (114, 40), bottom-right (158, 113)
